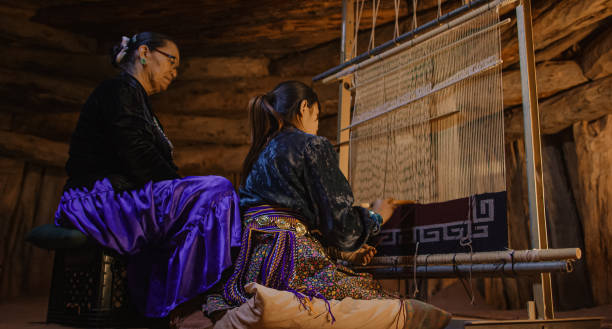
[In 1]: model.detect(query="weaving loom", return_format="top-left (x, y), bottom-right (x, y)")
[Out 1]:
top-left (314, 0), bottom-right (587, 322)
top-left (333, 2), bottom-right (511, 256)
top-left (349, 7), bottom-right (507, 253)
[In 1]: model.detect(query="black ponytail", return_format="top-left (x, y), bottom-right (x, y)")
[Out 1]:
top-left (240, 81), bottom-right (319, 185)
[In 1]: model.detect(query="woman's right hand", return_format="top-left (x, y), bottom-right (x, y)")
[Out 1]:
top-left (372, 198), bottom-right (397, 225)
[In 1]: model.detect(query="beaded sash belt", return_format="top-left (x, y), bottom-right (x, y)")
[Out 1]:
top-left (223, 205), bottom-right (305, 305)
top-left (223, 205), bottom-right (336, 322)
top-left (243, 205), bottom-right (309, 237)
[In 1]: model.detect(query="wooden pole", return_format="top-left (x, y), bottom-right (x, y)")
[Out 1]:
top-left (516, 0), bottom-right (554, 320)
top-left (337, 0), bottom-right (355, 178)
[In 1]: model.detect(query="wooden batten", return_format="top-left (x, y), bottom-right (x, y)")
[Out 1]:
top-left (580, 23), bottom-right (612, 80)
top-left (505, 75), bottom-right (612, 136)
top-left (179, 57), bottom-right (270, 80)
top-left (0, 14), bottom-right (96, 53)
top-left (502, 61), bottom-right (588, 108)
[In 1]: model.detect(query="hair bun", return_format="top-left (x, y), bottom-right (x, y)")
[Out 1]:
top-left (114, 36), bottom-right (130, 64)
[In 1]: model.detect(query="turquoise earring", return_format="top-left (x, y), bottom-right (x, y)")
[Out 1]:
top-left (140, 58), bottom-right (146, 65)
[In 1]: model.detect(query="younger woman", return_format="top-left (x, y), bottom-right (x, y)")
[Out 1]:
top-left (206, 81), bottom-right (395, 316)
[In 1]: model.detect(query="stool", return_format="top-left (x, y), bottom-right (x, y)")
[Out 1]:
top-left (27, 224), bottom-right (146, 328)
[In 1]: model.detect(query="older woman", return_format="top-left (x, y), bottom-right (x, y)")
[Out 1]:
top-left (55, 32), bottom-right (241, 319)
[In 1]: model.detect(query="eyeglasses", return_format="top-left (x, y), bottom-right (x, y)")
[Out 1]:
top-left (154, 49), bottom-right (177, 66)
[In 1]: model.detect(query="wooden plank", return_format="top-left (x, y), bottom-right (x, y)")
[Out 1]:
top-left (516, 1), bottom-right (553, 317)
top-left (7, 112), bottom-right (249, 146)
top-left (569, 115), bottom-right (612, 305)
top-left (174, 145), bottom-right (249, 175)
top-left (580, 23), bottom-right (612, 80)
top-left (503, 61), bottom-right (588, 108)
top-left (157, 114), bottom-right (249, 145)
top-left (0, 130), bottom-right (248, 175)
top-left (0, 131), bottom-right (68, 167)
top-left (32, 0), bottom-right (409, 58)
top-left (505, 75), bottom-right (612, 136)
top-left (0, 46), bottom-right (113, 81)
top-left (0, 157), bottom-right (25, 243)
top-left (0, 68), bottom-right (93, 106)
top-left (337, 0), bottom-right (355, 178)
top-left (179, 57), bottom-right (269, 80)
top-left (541, 134), bottom-right (593, 310)
top-left (0, 14), bottom-right (96, 53)
top-left (0, 164), bottom-right (43, 299)
top-left (465, 317), bottom-right (601, 329)
top-left (504, 139), bottom-right (535, 309)
top-left (152, 76), bottom-right (314, 116)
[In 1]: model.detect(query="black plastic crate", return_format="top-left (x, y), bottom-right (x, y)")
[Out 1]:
top-left (47, 247), bottom-right (146, 328)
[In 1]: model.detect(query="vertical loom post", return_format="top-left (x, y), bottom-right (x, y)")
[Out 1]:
top-left (516, 0), bottom-right (554, 320)
top-left (338, 0), bottom-right (355, 178)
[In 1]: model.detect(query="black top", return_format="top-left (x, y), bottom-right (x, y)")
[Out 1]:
top-left (239, 128), bottom-right (377, 252)
top-left (64, 73), bottom-right (180, 191)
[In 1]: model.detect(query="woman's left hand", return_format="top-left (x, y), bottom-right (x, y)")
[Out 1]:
top-left (340, 244), bottom-right (377, 266)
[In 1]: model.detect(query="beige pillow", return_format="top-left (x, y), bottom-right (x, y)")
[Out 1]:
top-left (214, 283), bottom-right (450, 329)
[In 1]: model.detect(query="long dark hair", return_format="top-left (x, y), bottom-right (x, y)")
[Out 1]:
top-left (110, 32), bottom-right (175, 69)
top-left (241, 81), bottom-right (319, 185)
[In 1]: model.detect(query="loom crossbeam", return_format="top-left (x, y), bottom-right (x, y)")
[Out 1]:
top-left (353, 261), bottom-right (572, 279)
top-left (366, 248), bottom-right (581, 267)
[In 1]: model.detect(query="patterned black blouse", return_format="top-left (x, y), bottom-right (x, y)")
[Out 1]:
top-left (64, 72), bottom-right (179, 191)
top-left (239, 128), bottom-right (378, 252)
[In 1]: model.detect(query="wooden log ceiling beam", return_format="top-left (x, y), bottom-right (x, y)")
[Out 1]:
top-left (501, 0), bottom-right (612, 67)
top-left (580, 23), bottom-right (612, 80)
top-left (505, 74), bottom-right (612, 136)
top-left (0, 130), bottom-right (249, 174)
top-left (534, 23), bottom-right (600, 63)
top-left (502, 61), bottom-right (588, 108)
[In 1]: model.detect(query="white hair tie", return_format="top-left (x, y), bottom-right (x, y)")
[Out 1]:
top-left (115, 36), bottom-right (131, 64)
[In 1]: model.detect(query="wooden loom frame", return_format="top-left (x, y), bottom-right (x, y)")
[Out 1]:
top-left (315, 0), bottom-right (592, 323)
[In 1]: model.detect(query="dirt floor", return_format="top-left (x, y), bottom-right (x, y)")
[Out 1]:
top-left (1, 282), bottom-right (610, 329)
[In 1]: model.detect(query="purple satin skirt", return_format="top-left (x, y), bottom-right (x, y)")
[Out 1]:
top-left (54, 176), bottom-right (242, 317)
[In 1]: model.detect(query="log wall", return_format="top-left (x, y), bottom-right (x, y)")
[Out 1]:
top-left (0, 0), bottom-right (611, 312)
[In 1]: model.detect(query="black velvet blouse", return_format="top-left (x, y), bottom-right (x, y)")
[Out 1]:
top-left (64, 72), bottom-right (180, 191)
top-left (239, 128), bottom-right (378, 252)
